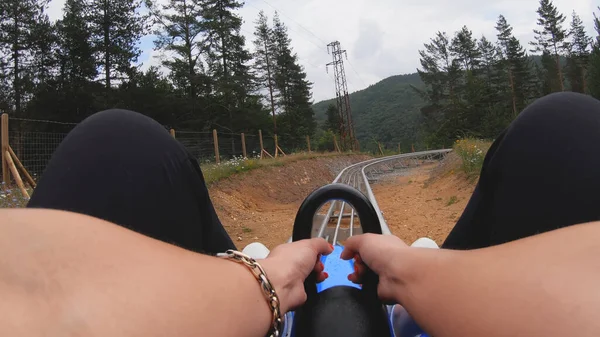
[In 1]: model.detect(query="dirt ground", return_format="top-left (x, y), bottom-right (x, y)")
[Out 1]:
top-left (209, 154), bottom-right (475, 249)
top-left (209, 155), bottom-right (370, 249)
top-left (372, 168), bottom-right (475, 246)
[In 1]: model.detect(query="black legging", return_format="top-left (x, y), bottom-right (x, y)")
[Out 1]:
top-left (27, 109), bottom-right (236, 254)
top-left (27, 92), bottom-right (600, 252)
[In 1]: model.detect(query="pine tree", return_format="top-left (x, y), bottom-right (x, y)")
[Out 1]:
top-left (416, 31), bottom-right (462, 144)
top-left (496, 15), bottom-right (536, 116)
top-left (270, 13), bottom-right (315, 149)
top-left (0, 0), bottom-right (40, 115)
top-left (252, 11), bottom-right (278, 134)
top-left (29, 4), bottom-right (57, 86)
top-left (566, 11), bottom-right (591, 93)
top-left (150, 0), bottom-right (207, 114)
top-left (43, 0), bottom-right (99, 121)
top-left (588, 7), bottom-right (600, 98)
top-left (272, 13), bottom-right (294, 111)
top-left (200, 0), bottom-right (257, 133)
top-left (450, 26), bottom-right (481, 72)
top-left (530, 0), bottom-right (568, 92)
top-left (56, 0), bottom-right (97, 84)
top-left (324, 104), bottom-right (340, 133)
top-left (450, 26), bottom-right (484, 133)
top-left (88, 0), bottom-right (146, 90)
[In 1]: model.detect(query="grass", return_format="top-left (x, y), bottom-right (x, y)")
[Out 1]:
top-left (453, 138), bottom-right (492, 180)
top-left (242, 227), bottom-right (253, 233)
top-left (446, 195), bottom-right (458, 206)
top-left (201, 151), bottom-right (367, 185)
top-left (0, 184), bottom-right (31, 208)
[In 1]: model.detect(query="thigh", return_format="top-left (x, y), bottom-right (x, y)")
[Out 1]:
top-left (28, 109), bottom-right (236, 253)
top-left (443, 92), bottom-right (600, 249)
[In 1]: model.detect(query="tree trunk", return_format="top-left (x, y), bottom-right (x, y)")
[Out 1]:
top-left (264, 39), bottom-right (277, 135)
top-left (218, 1), bottom-right (234, 153)
top-left (553, 42), bottom-right (564, 91)
top-left (183, 0), bottom-right (196, 113)
top-left (103, 0), bottom-right (111, 89)
top-left (508, 67), bottom-right (517, 117)
top-left (12, 5), bottom-right (21, 116)
top-left (581, 63), bottom-right (587, 94)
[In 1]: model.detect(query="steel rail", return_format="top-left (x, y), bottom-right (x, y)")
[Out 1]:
top-left (288, 150), bottom-right (452, 243)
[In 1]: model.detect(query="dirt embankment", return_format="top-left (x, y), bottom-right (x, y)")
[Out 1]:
top-left (210, 152), bottom-right (476, 249)
top-left (372, 166), bottom-right (475, 245)
top-left (209, 155), bottom-right (370, 249)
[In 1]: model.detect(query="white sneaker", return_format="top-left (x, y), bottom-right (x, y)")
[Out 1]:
top-left (242, 242), bottom-right (270, 259)
top-left (411, 237), bottom-right (439, 249)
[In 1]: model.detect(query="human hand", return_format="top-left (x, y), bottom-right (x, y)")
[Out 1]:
top-left (341, 234), bottom-right (408, 303)
top-left (261, 238), bottom-right (334, 313)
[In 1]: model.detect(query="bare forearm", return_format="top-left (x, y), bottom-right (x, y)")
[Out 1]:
top-left (0, 209), bottom-right (272, 337)
top-left (396, 222), bottom-right (600, 337)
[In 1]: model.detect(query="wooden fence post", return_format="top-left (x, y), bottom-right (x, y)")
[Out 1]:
top-left (5, 151), bottom-right (28, 198)
top-left (333, 135), bottom-right (341, 153)
top-left (258, 130), bottom-right (273, 159)
top-left (259, 130), bottom-right (265, 159)
top-left (378, 142), bottom-right (384, 156)
top-left (306, 135), bottom-right (311, 152)
top-left (8, 146), bottom-right (35, 188)
top-left (213, 129), bottom-right (220, 164)
top-left (1, 113), bottom-right (9, 186)
top-left (170, 128), bottom-right (175, 138)
top-left (398, 143), bottom-right (401, 154)
top-left (241, 133), bottom-right (247, 158)
top-left (412, 144), bottom-right (415, 153)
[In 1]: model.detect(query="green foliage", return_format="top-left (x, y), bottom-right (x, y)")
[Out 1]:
top-left (324, 104), bottom-right (340, 133)
top-left (316, 130), bottom-right (336, 152)
top-left (0, 186), bottom-right (31, 208)
top-left (566, 11), bottom-right (592, 93)
top-left (453, 139), bottom-right (491, 179)
top-left (313, 73), bottom-right (426, 154)
top-left (88, 0), bottom-right (146, 91)
top-left (446, 196), bottom-right (458, 206)
top-left (530, 0), bottom-right (568, 92)
top-left (201, 152), bottom-right (364, 185)
top-left (270, 13), bottom-right (315, 150)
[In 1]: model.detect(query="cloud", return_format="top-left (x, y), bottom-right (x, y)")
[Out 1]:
top-left (47, 0), bottom-right (598, 101)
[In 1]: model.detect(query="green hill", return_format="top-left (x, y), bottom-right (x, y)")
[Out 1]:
top-left (312, 73), bottom-right (428, 153)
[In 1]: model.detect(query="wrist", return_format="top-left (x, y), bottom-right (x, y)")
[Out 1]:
top-left (260, 258), bottom-right (292, 314)
top-left (390, 247), bottom-right (442, 304)
top-left (218, 251), bottom-right (283, 336)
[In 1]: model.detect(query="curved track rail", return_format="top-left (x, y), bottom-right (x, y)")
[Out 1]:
top-left (296, 150), bottom-right (452, 244)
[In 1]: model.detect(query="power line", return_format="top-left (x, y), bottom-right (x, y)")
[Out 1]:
top-left (345, 58), bottom-right (368, 88)
top-left (259, 0), bottom-right (328, 47)
top-left (244, 1), bottom-right (327, 53)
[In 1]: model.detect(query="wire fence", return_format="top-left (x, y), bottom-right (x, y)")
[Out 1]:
top-left (8, 118), bottom-right (76, 178)
top-left (1, 114), bottom-right (314, 182)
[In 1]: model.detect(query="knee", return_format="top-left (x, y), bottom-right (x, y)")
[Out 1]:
top-left (79, 109), bottom-right (168, 136)
top-left (517, 92), bottom-right (600, 124)
top-left (58, 109), bottom-right (184, 162)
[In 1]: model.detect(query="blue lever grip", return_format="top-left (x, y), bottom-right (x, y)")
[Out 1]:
top-left (317, 244), bottom-right (361, 292)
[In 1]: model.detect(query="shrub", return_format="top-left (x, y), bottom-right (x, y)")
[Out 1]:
top-left (453, 138), bottom-right (492, 179)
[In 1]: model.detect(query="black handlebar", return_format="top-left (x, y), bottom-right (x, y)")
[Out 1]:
top-left (291, 184), bottom-right (391, 337)
top-left (292, 183), bottom-right (382, 300)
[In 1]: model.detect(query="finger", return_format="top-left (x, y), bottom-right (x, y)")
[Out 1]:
top-left (348, 271), bottom-right (362, 284)
top-left (341, 235), bottom-right (366, 260)
top-left (347, 259), bottom-right (366, 284)
top-left (308, 238), bottom-right (334, 255)
top-left (313, 260), bottom-right (324, 274)
top-left (316, 271), bottom-right (329, 283)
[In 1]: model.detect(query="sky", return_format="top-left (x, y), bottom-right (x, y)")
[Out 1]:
top-left (46, 0), bottom-right (597, 102)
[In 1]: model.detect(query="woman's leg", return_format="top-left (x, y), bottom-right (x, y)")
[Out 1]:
top-left (443, 92), bottom-right (600, 249)
top-left (27, 109), bottom-right (236, 254)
